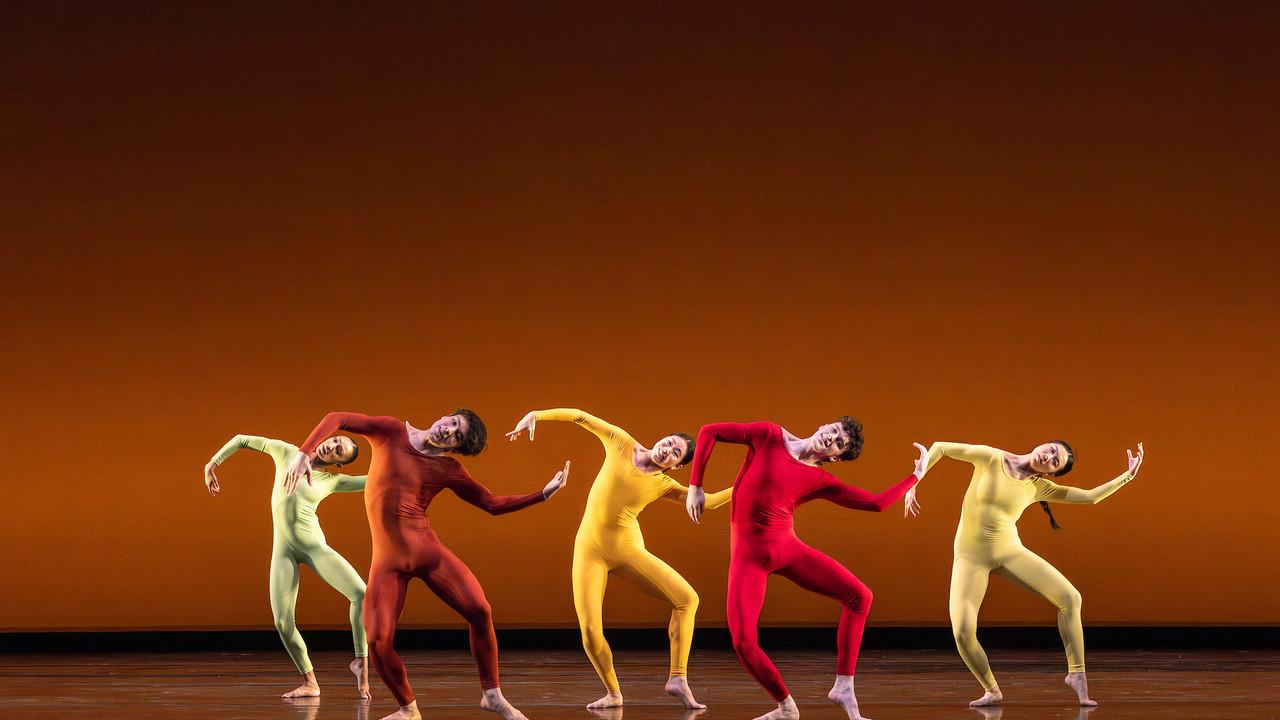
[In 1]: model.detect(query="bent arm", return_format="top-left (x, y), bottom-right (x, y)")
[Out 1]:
top-left (534, 408), bottom-right (632, 446)
top-left (448, 464), bottom-right (546, 515)
top-left (814, 472), bottom-right (920, 512)
top-left (209, 434), bottom-right (276, 465)
top-left (1037, 471), bottom-right (1134, 505)
top-left (689, 421), bottom-right (771, 488)
top-left (298, 412), bottom-right (399, 454)
top-left (664, 482), bottom-right (733, 509)
top-left (924, 441), bottom-right (996, 474)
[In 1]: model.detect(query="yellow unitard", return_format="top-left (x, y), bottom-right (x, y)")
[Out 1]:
top-left (925, 442), bottom-right (1133, 690)
top-left (535, 409), bottom-right (732, 692)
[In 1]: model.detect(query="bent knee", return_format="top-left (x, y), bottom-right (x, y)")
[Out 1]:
top-left (844, 585), bottom-right (872, 613)
top-left (952, 621), bottom-right (978, 643)
top-left (1060, 588), bottom-right (1083, 614)
top-left (674, 589), bottom-right (699, 613)
top-left (731, 634), bottom-right (761, 658)
top-left (461, 600), bottom-right (493, 626)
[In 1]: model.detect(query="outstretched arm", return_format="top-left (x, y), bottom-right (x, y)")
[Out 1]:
top-left (204, 435), bottom-right (284, 497)
top-left (664, 482), bottom-right (733, 509)
top-left (448, 460), bottom-right (571, 515)
top-left (1038, 442), bottom-right (1144, 505)
top-left (285, 412), bottom-right (399, 494)
top-left (924, 441), bottom-right (996, 474)
top-left (334, 474), bottom-right (369, 493)
top-left (507, 408), bottom-right (632, 447)
top-left (813, 472), bottom-right (920, 512)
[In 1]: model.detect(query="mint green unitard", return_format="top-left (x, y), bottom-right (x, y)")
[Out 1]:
top-left (210, 435), bottom-right (369, 674)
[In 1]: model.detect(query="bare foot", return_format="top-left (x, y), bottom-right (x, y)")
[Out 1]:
top-left (827, 675), bottom-right (870, 720)
top-left (968, 688), bottom-right (1003, 707)
top-left (350, 657), bottom-right (371, 702)
top-left (379, 700), bottom-right (421, 720)
top-left (481, 687), bottom-right (529, 720)
top-left (665, 676), bottom-right (706, 709)
top-left (754, 695), bottom-right (800, 720)
top-left (1065, 672), bottom-right (1099, 707)
top-left (587, 690), bottom-right (624, 708)
top-left (282, 672), bottom-right (320, 698)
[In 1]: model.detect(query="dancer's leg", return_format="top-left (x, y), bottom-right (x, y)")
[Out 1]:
top-left (727, 549), bottom-right (794, 719)
top-left (364, 565), bottom-right (414, 707)
top-left (949, 557), bottom-right (1000, 706)
top-left (611, 546), bottom-right (705, 709)
top-left (774, 541), bottom-right (872, 720)
top-left (420, 545), bottom-right (528, 720)
top-left (997, 548), bottom-right (1094, 706)
top-left (269, 550), bottom-right (319, 697)
top-left (572, 544), bottom-right (621, 706)
top-left (306, 544), bottom-right (370, 700)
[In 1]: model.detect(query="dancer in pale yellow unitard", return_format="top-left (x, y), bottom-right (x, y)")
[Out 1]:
top-left (905, 440), bottom-right (1144, 708)
top-left (507, 409), bottom-right (731, 710)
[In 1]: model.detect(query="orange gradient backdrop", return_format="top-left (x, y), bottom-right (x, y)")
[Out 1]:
top-left (1, 2), bottom-right (1277, 632)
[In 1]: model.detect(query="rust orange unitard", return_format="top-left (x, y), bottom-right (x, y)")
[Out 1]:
top-left (688, 421), bottom-right (918, 702)
top-left (298, 412), bottom-right (545, 706)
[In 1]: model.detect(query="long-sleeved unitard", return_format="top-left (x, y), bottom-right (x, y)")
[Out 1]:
top-left (210, 435), bottom-right (369, 674)
top-left (925, 442), bottom-right (1133, 689)
top-left (298, 412), bottom-right (547, 706)
top-left (689, 421), bottom-right (919, 702)
top-left (534, 409), bottom-right (732, 692)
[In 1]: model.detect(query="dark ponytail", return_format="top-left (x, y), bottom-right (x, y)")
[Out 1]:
top-left (1040, 439), bottom-right (1074, 530)
top-left (1039, 501), bottom-right (1062, 530)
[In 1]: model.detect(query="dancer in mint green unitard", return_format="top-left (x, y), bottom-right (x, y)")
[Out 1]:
top-left (204, 433), bottom-right (372, 700)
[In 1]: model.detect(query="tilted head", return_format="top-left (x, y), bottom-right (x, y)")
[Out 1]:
top-left (426, 408), bottom-right (488, 456)
top-left (1034, 439), bottom-right (1075, 531)
top-left (650, 432), bottom-right (695, 470)
top-left (315, 435), bottom-right (359, 466)
top-left (1029, 440), bottom-right (1074, 477)
top-left (810, 416), bottom-right (864, 462)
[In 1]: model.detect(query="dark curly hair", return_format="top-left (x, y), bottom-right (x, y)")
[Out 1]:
top-left (450, 408), bottom-right (488, 456)
top-left (834, 416), bottom-right (864, 461)
top-left (337, 441), bottom-right (359, 467)
top-left (1038, 439), bottom-right (1075, 530)
top-left (671, 432), bottom-right (696, 467)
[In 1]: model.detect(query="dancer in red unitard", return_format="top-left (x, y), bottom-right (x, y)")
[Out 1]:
top-left (285, 410), bottom-right (570, 720)
top-left (685, 419), bottom-right (928, 720)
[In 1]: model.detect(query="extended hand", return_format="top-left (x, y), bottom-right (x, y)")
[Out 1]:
top-left (686, 485), bottom-right (706, 524)
top-left (543, 460), bottom-right (570, 499)
top-left (912, 442), bottom-right (929, 479)
top-left (283, 452), bottom-right (312, 496)
top-left (204, 462), bottom-right (221, 497)
top-left (903, 486), bottom-right (920, 518)
top-left (506, 411), bottom-right (538, 442)
top-left (1127, 442), bottom-right (1145, 477)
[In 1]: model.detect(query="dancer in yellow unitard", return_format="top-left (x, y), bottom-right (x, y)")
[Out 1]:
top-left (507, 408), bottom-right (731, 710)
top-left (905, 440), bottom-right (1144, 708)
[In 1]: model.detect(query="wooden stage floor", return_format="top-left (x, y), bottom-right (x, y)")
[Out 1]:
top-left (2, 648), bottom-right (1277, 719)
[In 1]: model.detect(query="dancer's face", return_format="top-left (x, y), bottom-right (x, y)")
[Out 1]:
top-left (650, 434), bottom-right (690, 469)
top-left (809, 421), bottom-right (853, 460)
top-left (315, 436), bottom-right (357, 465)
top-left (426, 414), bottom-right (469, 450)
top-left (1029, 442), bottom-right (1069, 475)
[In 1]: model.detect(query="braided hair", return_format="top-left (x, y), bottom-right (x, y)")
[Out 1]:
top-left (1038, 439), bottom-right (1075, 530)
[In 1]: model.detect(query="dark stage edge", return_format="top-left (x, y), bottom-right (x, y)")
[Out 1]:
top-left (3, 626), bottom-right (1278, 653)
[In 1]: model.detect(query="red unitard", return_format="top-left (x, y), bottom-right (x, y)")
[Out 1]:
top-left (299, 412), bottom-right (545, 706)
top-left (688, 421), bottom-right (918, 702)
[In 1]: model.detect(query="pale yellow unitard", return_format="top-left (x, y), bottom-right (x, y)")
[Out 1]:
top-left (925, 442), bottom-right (1133, 690)
top-left (535, 409), bottom-right (733, 692)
